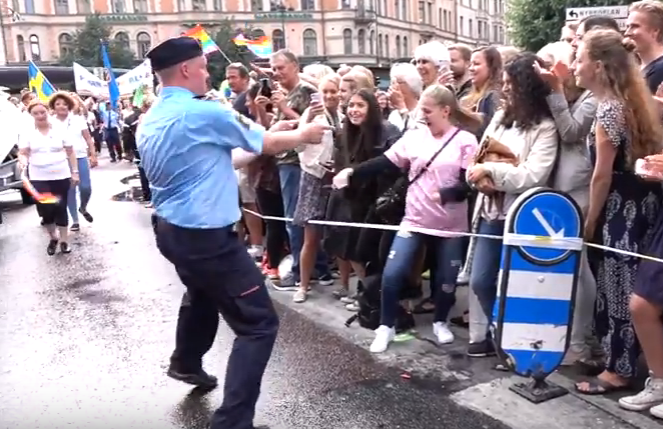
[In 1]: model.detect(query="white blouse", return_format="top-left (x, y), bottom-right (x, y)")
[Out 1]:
top-left (18, 125), bottom-right (72, 181)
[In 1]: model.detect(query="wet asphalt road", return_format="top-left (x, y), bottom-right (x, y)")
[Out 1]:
top-left (0, 161), bottom-right (510, 429)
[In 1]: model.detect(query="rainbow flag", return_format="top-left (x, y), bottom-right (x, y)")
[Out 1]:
top-left (232, 35), bottom-right (273, 58)
top-left (185, 24), bottom-right (220, 55)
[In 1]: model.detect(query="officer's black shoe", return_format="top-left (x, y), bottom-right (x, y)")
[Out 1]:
top-left (166, 366), bottom-right (218, 388)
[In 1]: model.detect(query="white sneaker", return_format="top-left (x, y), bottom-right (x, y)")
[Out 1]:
top-left (433, 321), bottom-right (454, 344)
top-left (619, 374), bottom-right (663, 411)
top-left (272, 272), bottom-right (299, 292)
top-left (369, 325), bottom-right (395, 353)
top-left (293, 289), bottom-right (307, 303)
top-left (247, 245), bottom-right (264, 259)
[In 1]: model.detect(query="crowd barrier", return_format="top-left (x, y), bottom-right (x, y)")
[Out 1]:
top-left (242, 186), bottom-right (663, 403)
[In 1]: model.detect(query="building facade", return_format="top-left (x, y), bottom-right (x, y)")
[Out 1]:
top-left (0, 0), bottom-right (507, 65)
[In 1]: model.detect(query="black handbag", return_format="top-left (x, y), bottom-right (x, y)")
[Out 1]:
top-left (374, 128), bottom-right (461, 224)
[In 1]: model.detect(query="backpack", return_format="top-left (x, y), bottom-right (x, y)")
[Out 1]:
top-left (345, 273), bottom-right (415, 333)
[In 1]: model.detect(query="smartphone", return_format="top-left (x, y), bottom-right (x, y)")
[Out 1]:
top-left (259, 78), bottom-right (272, 99)
top-left (311, 93), bottom-right (321, 104)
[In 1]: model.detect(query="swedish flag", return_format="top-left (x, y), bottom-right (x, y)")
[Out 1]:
top-left (28, 60), bottom-right (55, 102)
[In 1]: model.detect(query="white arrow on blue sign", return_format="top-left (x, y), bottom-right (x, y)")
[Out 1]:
top-left (493, 188), bottom-right (584, 377)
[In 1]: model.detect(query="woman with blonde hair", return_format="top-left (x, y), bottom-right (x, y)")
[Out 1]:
top-left (339, 71), bottom-right (374, 113)
top-left (497, 46), bottom-right (520, 65)
top-left (573, 29), bottom-right (663, 395)
top-left (333, 85), bottom-right (481, 352)
top-left (536, 40), bottom-right (599, 366)
top-left (292, 73), bottom-right (343, 303)
top-left (49, 91), bottom-right (96, 231)
top-left (461, 46), bottom-right (502, 137)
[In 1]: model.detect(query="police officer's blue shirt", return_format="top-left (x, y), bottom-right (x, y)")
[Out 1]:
top-left (136, 86), bottom-right (265, 228)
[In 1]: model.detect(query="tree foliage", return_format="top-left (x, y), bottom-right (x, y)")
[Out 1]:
top-left (203, 19), bottom-right (256, 89)
top-left (59, 13), bottom-right (135, 69)
top-left (506, 0), bottom-right (630, 53)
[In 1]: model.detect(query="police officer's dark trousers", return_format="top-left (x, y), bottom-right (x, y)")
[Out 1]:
top-left (153, 215), bottom-right (279, 429)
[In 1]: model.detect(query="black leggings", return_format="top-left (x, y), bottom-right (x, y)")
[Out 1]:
top-left (33, 178), bottom-right (70, 227)
top-left (256, 187), bottom-right (288, 269)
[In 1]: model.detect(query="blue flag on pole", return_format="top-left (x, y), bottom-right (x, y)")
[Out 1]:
top-left (101, 42), bottom-right (120, 109)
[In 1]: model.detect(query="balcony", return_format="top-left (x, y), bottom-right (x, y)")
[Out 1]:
top-left (354, 8), bottom-right (376, 23)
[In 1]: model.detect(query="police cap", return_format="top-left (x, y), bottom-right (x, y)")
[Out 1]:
top-left (147, 36), bottom-right (203, 72)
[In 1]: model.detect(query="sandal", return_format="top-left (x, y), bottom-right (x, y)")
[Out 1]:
top-left (46, 239), bottom-right (58, 256)
top-left (575, 377), bottom-right (630, 395)
top-left (413, 297), bottom-right (435, 314)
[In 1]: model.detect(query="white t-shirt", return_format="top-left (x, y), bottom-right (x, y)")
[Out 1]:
top-left (52, 114), bottom-right (89, 158)
top-left (18, 125), bottom-right (72, 181)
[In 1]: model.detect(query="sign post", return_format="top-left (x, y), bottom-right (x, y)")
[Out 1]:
top-left (565, 6), bottom-right (629, 31)
top-left (492, 187), bottom-right (584, 403)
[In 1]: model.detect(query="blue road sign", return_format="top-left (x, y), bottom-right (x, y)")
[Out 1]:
top-left (493, 188), bottom-right (584, 385)
top-left (513, 191), bottom-right (582, 265)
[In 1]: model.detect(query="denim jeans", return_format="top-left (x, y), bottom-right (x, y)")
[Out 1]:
top-left (468, 219), bottom-right (504, 343)
top-left (277, 164), bottom-right (330, 282)
top-left (381, 230), bottom-right (464, 327)
top-left (67, 157), bottom-right (92, 224)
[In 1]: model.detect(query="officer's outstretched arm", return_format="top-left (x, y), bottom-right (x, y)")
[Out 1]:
top-left (262, 121), bottom-right (330, 155)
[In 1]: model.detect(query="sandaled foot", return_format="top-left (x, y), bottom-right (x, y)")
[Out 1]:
top-left (576, 357), bottom-right (605, 376)
top-left (575, 377), bottom-right (630, 395)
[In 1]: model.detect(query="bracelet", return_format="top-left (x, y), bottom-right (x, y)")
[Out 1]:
top-left (72, 170), bottom-right (79, 174)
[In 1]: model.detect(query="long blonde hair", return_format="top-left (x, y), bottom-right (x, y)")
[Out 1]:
top-left (584, 29), bottom-right (663, 166)
top-left (422, 84), bottom-right (483, 133)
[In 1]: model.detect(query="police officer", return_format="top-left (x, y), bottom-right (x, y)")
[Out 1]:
top-left (137, 37), bottom-right (329, 429)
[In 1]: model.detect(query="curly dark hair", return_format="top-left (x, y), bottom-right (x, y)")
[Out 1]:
top-left (336, 88), bottom-right (383, 171)
top-left (501, 52), bottom-right (553, 130)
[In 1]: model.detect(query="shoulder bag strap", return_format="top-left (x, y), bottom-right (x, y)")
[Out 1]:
top-left (408, 128), bottom-right (461, 185)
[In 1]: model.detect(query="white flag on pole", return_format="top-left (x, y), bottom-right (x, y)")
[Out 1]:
top-left (116, 59), bottom-right (153, 96)
top-left (73, 62), bottom-right (109, 98)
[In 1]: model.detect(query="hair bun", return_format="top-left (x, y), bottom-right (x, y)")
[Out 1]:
top-left (622, 37), bottom-right (637, 53)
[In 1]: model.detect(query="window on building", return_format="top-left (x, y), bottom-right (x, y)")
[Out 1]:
top-left (394, 0), bottom-right (399, 19)
top-left (438, 8), bottom-right (441, 28)
top-left (427, 2), bottom-right (432, 24)
top-left (177, 0), bottom-right (184, 10)
top-left (499, 25), bottom-right (504, 43)
top-left (369, 30), bottom-right (374, 55)
top-left (192, 0), bottom-right (205, 10)
top-left (402, 36), bottom-right (408, 55)
top-left (468, 18), bottom-right (473, 38)
top-left (58, 33), bottom-right (73, 57)
top-left (394, 35), bottom-right (400, 58)
top-left (114, 31), bottom-right (130, 50)
top-left (343, 29), bottom-right (352, 54)
top-left (112, 0), bottom-right (125, 12)
top-left (301, 0), bottom-right (314, 10)
top-left (213, 0), bottom-right (220, 10)
top-left (368, 0), bottom-right (374, 10)
top-left (417, 1), bottom-right (424, 23)
top-left (400, 0), bottom-right (406, 20)
top-left (137, 32), bottom-right (151, 58)
top-left (24, 0), bottom-right (34, 13)
top-left (384, 34), bottom-right (389, 57)
top-left (378, 33), bottom-right (383, 57)
top-left (303, 29), bottom-right (317, 56)
top-left (252, 28), bottom-right (265, 38)
top-left (358, 29), bottom-right (365, 54)
top-left (133, 0), bottom-right (147, 12)
top-left (492, 23), bottom-right (497, 42)
top-left (29, 34), bottom-right (40, 61)
top-left (341, 0), bottom-right (350, 8)
top-left (459, 16), bottom-right (464, 35)
top-left (478, 20), bottom-right (483, 39)
top-left (272, 29), bottom-right (285, 51)
top-left (77, 0), bottom-right (90, 12)
top-left (16, 35), bottom-right (25, 62)
top-left (54, 0), bottom-right (69, 14)
top-left (382, 0), bottom-right (386, 15)
top-left (251, 0), bottom-right (262, 11)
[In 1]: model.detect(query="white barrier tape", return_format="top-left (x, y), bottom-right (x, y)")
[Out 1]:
top-left (503, 233), bottom-right (584, 251)
top-left (242, 208), bottom-right (663, 265)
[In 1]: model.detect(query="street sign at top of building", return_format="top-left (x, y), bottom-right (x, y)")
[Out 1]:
top-left (565, 6), bottom-right (629, 30)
